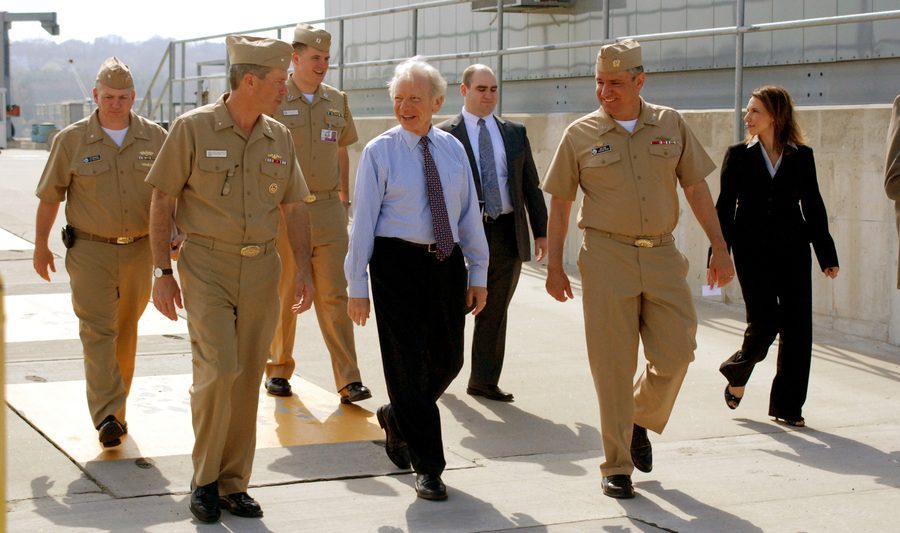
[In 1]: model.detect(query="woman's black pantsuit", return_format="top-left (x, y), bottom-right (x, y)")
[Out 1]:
top-left (716, 141), bottom-right (838, 420)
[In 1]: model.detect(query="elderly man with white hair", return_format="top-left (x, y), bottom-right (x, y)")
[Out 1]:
top-left (345, 56), bottom-right (489, 501)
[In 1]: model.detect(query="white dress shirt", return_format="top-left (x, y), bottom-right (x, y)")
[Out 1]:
top-left (461, 108), bottom-right (514, 214)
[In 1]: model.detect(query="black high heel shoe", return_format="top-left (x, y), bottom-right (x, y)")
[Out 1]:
top-left (724, 384), bottom-right (743, 410)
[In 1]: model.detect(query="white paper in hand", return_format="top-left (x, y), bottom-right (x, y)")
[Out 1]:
top-left (702, 284), bottom-right (722, 297)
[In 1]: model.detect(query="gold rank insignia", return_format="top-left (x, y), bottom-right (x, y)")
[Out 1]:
top-left (137, 150), bottom-right (155, 161)
top-left (612, 59), bottom-right (621, 68)
top-left (304, 194), bottom-right (316, 203)
top-left (268, 183), bottom-right (279, 194)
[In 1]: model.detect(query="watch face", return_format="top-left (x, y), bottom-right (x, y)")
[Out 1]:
top-left (154, 267), bottom-right (163, 278)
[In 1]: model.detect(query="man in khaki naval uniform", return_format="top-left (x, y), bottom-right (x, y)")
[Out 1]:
top-left (542, 40), bottom-right (735, 499)
top-left (32, 57), bottom-right (167, 448)
top-left (146, 36), bottom-right (314, 523)
top-left (885, 94), bottom-right (900, 288)
top-left (266, 23), bottom-right (370, 402)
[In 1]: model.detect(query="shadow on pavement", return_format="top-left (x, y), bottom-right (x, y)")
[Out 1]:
top-left (440, 393), bottom-right (600, 476)
top-left (738, 418), bottom-right (900, 489)
top-left (627, 479), bottom-right (764, 533)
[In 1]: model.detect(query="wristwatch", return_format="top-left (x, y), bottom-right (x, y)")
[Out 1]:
top-left (153, 266), bottom-right (174, 279)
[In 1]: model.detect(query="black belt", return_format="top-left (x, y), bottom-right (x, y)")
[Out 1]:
top-left (380, 237), bottom-right (457, 254)
top-left (72, 228), bottom-right (147, 245)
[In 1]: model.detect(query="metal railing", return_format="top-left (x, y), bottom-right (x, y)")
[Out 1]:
top-left (138, 1), bottom-right (900, 142)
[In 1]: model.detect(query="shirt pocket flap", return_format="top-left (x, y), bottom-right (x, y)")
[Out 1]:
top-left (197, 158), bottom-right (233, 173)
top-left (134, 159), bottom-right (154, 172)
top-left (74, 160), bottom-right (111, 176)
top-left (326, 116), bottom-right (346, 129)
top-left (582, 151), bottom-right (622, 168)
top-left (649, 144), bottom-right (680, 158)
top-left (260, 161), bottom-right (290, 179)
top-left (281, 114), bottom-right (307, 129)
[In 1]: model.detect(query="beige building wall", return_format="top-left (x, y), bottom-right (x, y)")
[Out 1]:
top-left (348, 105), bottom-right (900, 346)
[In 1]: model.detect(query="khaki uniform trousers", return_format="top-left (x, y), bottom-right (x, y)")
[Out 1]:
top-left (179, 238), bottom-right (280, 494)
top-left (267, 198), bottom-right (361, 390)
top-left (66, 238), bottom-right (151, 428)
top-left (578, 229), bottom-right (697, 477)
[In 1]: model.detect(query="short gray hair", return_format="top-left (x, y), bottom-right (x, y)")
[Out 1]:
top-left (388, 56), bottom-right (447, 99)
top-left (229, 64), bottom-right (272, 90)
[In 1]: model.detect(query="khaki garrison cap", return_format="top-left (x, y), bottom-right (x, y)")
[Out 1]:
top-left (226, 35), bottom-right (292, 69)
top-left (597, 39), bottom-right (642, 73)
top-left (96, 57), bottom-right (134, 89)
top-left (293, 23), bottom-right (331, 52)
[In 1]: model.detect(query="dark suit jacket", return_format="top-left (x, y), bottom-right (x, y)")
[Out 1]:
top-left (885, 95), bottom-right (900, 287)
top-left (437, 114), bottom-right (547, 262)
top-left (716, 141), bottom-right (838, 271)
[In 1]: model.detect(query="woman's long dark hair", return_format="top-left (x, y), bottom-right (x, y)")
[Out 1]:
top-left (748, 85), bottom-right (806, 151)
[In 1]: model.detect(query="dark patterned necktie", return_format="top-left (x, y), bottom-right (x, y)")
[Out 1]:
top-left (478, 118), bottom-right (503, 219)
top-left (420, 136), bottom-right (454, 261)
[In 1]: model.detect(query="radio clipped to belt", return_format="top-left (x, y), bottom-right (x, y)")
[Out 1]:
top-left (61, 224), bottom-right (76, 248)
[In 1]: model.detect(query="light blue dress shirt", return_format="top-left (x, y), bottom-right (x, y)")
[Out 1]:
top-left (345, 125), bottom-right (489, 298)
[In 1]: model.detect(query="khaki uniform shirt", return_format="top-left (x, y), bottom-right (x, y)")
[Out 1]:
top-left (35, 110), bottom-right (167, 238)
top-left (542, 98), bottom-right (715, 236)
top-left (146, 94), bottom-right (310, 244)
top-left (274, 79), bottom-right (357, 193)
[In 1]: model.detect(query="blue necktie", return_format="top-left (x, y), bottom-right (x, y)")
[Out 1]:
top-left (478, 118), bottom-right (502, 219)
top-left (420, 137), bottom-right (454, 261)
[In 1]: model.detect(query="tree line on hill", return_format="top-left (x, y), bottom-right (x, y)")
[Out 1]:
top-left (8, 36), bottom-right (225, 134)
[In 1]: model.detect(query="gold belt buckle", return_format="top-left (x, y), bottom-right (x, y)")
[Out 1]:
top-left (634, 238), bottom-right (654, 248)
top-left (240, 245), bottom-right (261, 257)
top-left (116, 236), bottom-right (134, 244)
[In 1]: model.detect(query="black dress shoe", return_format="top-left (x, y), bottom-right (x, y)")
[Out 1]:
top-left (631, 424), bottom-right (653, 473)
top-left (219, 491), bottom-right (263, 518)
top-left (415, 473), bottom-right (448, 501)
top-left (376, 405), bottom-right (410, 469)
top-left (265, 377), bottom-right (292, 397)
top-left (97, 415), bottom-right (126, 448)
top-left (340, 382), bottom-right (372, 404)
top-left (466, 384), bottom-right (514, 402)
top-left (601, 474), bottom-right (635, 499)
top-left (189, 482), bottom-right (221, 523)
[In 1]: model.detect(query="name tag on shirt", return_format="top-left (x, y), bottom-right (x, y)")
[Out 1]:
top-left (321, 129), bottom-right (337, 142)
top-left (83, 154), bottom-right (101, 163)
top-left (206, 150), bottom-right (228, 158)
top-left (282, 109), bottom-right (300, 116)
top-left (591, 145), bottom-right (611, 155)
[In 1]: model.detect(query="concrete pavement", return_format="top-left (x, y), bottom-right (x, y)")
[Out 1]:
top-left (2, 148), bottom-right (898, 532)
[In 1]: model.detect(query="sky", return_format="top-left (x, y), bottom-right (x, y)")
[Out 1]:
top-left (4, 1), bottom-right (326, 42)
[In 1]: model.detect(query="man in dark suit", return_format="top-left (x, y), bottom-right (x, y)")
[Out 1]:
top-left (437, 64), bottom-right (548, 402)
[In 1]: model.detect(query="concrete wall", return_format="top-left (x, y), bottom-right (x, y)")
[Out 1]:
top-left (346, 105), bottom-right (900, 346)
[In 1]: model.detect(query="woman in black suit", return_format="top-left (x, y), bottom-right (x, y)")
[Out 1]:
top-left (716, 85), bottom-right (839, 428)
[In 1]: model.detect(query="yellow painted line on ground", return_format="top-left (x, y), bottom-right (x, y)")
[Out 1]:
top-left (6, 374), bottom-right (383, 463)
top-left (3, 293), bottom-right (188, 343)
top-left (0, 228), bottom-right (33, 251)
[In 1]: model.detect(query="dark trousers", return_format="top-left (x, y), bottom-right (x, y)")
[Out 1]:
top-left (719, 239), bottom-right (813, 420)
top-left (470, 213), bottom-right (522, 387)
top-left (370, 237), bottom-right (467, 476)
